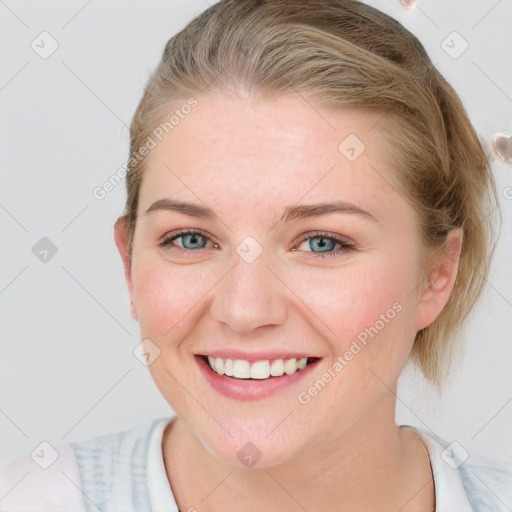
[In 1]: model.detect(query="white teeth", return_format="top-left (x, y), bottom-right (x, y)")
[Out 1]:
top-left (270, 359), bottom-right (284, 377)
top-left (224, 358), bottom-right (233, 376)
top-left (250, 360), bottom-right (270, 379)
top-left (283, 358), bottom-right (297, 375)
top-left (206, 356), bottom-right (312, 380)
top-left (214, 357), bottom-right (224, 375)
top-left (232, 359), bottom-right (251, 379)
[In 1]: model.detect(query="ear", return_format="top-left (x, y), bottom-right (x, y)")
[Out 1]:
top-left (114, 217), bottom-right (135, 317)
top-left (412, 228), bottom-right (463, 332)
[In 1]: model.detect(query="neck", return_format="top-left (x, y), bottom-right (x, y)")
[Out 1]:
top-left (162, 390), bottom-right (434, 511)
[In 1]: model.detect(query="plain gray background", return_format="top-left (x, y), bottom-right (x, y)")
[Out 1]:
top-left (1, 0), bottom-right (511, 464)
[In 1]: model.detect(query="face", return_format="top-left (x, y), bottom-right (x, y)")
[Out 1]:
top-left (116, 93), bottom-right (457, 468)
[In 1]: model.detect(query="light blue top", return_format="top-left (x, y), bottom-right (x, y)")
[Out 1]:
top-left (0, 416), bottom-right (511, 511)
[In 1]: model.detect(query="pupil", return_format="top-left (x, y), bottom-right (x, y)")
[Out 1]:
top-left (185, 234), bottom-right (205, 249)
top-left (313, 238), bottom-right (333, 252)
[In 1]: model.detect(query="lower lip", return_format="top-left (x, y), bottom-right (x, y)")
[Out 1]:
top-left (196, 356), bottom-right (320, 401)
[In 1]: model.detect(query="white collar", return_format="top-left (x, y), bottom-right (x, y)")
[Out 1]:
top-left (146, 417), bottom-right (180, 512)
top-left (401, 424), bottom-right (473, 511)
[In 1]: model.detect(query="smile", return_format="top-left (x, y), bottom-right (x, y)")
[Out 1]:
top-left (196, 354), bottom-right (321, 400)
top-left (205, 355), bottom-right (315, 379)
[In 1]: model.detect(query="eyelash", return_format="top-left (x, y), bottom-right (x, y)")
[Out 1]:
top-left (159, 229), bottom-right (356, 259)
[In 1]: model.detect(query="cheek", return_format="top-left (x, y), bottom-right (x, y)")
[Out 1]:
top-left (289, 253), bottom-right (418, 377)
top-left (343, 256), bottom-right (419, 377)
top-left (299, 257), bottom-right (413, 335)
top-left (132, 257), bottom-right (211, 338)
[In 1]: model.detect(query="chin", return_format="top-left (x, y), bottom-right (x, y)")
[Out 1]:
top-left (197, 426), bottom-right (303, 470)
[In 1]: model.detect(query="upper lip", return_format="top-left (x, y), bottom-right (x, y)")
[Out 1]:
top-left (195, 350), bottom-right (320, 362)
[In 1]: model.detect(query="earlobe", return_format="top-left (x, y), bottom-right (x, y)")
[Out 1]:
top-left (413, 228), bottom-right (463, 332)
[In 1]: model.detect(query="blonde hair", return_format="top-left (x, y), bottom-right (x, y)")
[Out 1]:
top-left (121, 0), bottom-right (501, 388)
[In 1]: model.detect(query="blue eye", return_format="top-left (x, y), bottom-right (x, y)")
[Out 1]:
top-left (159, 229), bottom-right (355, 259)
top-left (293, 231), bottom-right (355, 259)
top-left (159, 230), bottom-right (213, 253)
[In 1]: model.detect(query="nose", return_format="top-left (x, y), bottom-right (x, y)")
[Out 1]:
top-left (209, 250), bottom-right (288, 334)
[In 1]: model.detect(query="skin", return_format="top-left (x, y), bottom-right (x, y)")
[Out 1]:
top-left (115, 92), bottom-right (462, 511)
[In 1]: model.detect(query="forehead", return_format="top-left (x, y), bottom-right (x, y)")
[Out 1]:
top-left (139, 94), bottom-right (407, 226)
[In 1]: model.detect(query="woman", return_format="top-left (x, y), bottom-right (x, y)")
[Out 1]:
top-left (1, 0), bottom-right (510, 510)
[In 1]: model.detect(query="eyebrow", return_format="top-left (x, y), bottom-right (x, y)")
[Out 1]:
top-left (145, 198), bottom-right (380, 224)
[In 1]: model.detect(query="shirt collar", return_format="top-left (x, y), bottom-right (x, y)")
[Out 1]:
top-left (401, 424), bottom-right (473, 511)
top-left (146, 416), bottom-right (180, 512)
